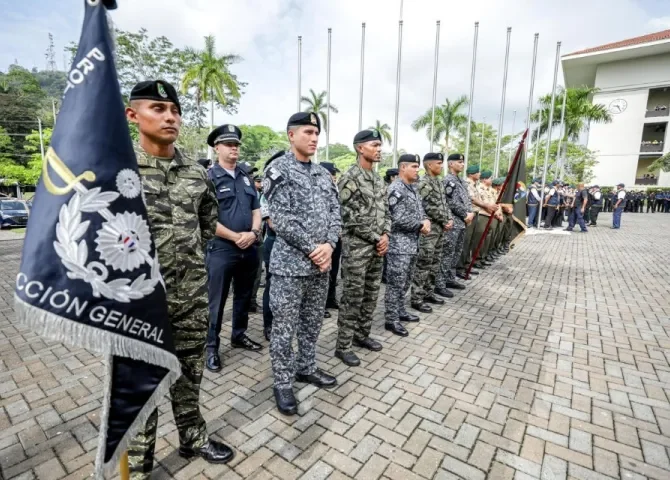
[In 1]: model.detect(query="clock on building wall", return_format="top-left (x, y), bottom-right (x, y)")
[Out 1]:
top-left (608, 99), bottom-right (627, 114)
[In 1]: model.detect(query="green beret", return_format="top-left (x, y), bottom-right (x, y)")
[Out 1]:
top-left (492, 177), bottom-right (505, 186)
top-left (480, 170), bottom-right (492, 179)
top-left (466, 165), bottom-right (480, 175)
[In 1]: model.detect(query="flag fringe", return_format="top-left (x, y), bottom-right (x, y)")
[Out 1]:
top-left (13, 296), bottom-right (181, 479)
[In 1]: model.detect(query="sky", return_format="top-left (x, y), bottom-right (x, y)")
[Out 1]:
top-left (1, 0), bottom-right (669, 156)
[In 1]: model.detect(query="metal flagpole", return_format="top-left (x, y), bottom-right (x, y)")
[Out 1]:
top-left (525, 33), bottom-right (539, 132)
top-left (463, 21), bottom-right (479, 175)
top-left (358, 22), bottom-right (366, 131)
top-left (554, 88), bottom-right (568, 176)
top-left (538, 41), bottom-right (561, 229)
top-left (38, 118), bottom-right (45, 163)
top-left (478, 116), bottom-right (486, 165)
top-left (392, 19), bottom-right (404, 167)
top-left (297, 36), bottom-right (302, 111)
top-left (506, 110), bottom-right (517, 172)
top-left (494, 27), bottom-right (512, 177)
top-left (325, 28), bottom-right (332, 164)
top-left (429, 20), bottom-right (441, 153)
top-left (52, 99), bottom-right (57, 126)
top-left (533, 110), bottom-right (542, 178)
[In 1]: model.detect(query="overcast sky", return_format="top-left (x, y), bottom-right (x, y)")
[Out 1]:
top-left (1, 0), bottom-right (669, 155)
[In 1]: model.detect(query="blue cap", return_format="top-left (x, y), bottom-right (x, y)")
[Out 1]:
top-left (617, 183), bottom-right (625, 187)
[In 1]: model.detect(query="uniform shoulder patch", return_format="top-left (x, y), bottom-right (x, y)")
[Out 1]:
top-left (263, 167), bottom-right (284, 198)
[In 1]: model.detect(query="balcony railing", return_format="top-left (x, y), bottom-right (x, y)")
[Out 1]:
top-left (646, 109), bottom-right (669, 118)
top-left (640, 142), bottom-right (664, 153)
top-left (635, 177), bottom-right (659, 185)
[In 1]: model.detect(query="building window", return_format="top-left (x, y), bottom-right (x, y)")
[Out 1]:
top-left (635, 156), bottom-right (660, 185)
top-left (646, 87), bottom-right (670, 118)
top-left (640, 122), bottom-right (666, 153)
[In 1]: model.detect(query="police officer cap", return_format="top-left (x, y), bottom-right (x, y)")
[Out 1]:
top-left (353, 129), bottom-right (381, 144)
top-left (253, 174), bottom-right (262, 182)
top-left (447, 153), bottom-right (465, 162)
top-left (480, 170), bottom-right (493, 179)
top-left (207, 124), bottom-right (242, 147)
top-left (492, 177), bottom-right (505, 186)
top-left (398, 154), bottom-right (421, 164)
top-left (551, 180), bottom-right (559, 186)
top-left (263, 150), bottom-right (286, 171)
top-left (533, 177), bottom-right (541, 184)
top-left (238, 161), bottom-right (258, 175)
top-left (129, 80), bottom-right (182, 115)
top-left (287, 112), bottom-right (321, 134)
top-left (617, 183), bottom-right (625, 187)
top-left (466, 165), bottom-right (480, 175)
top-left (423, 152), bottom-right (444, 162)
top-left (320, 162), bottom-right (340, 175)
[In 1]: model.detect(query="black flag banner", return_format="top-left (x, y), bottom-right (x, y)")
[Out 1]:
top-left (500, 130), bottom-right (529, 243)
top-left (13, 0), bottom-right (180, 477)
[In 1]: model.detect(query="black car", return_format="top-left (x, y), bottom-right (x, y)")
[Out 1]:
top-left (0, 199), bottom-right (30, 228)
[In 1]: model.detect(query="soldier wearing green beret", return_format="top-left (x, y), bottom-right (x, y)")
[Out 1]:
top-left (474, 170), bottom-right (500, 265)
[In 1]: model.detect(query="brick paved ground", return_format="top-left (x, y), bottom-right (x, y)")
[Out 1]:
top-left (1, 212), bottom-right (669, 480)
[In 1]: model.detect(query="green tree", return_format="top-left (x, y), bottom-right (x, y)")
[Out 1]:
top-left (176, 126), bottom-right (208, 161)
top-left (317, 143), bottom-right (352, 162)
top-left (649, 152), bottom-right (670, 174)
top-left (300, 89), bottom-right (339, 133)
top-left (412, 95), bottom-right (468, 154)
top-left (526, 139), bottom-right (597, 184)
top-left (332, 153), bottom-right (358, 173)
top-left (369, 120), bottom-right (392, 145)
top-left (181, 35), bottom-right (242, 132)
top-left (531, 86), bottom-right (612, 140)
top-left (452, 120), bottom-right (500, 172)
top-left (238, 125), bottom-right (288, 167)
top-left (0, 127), bottom-right (50, 185)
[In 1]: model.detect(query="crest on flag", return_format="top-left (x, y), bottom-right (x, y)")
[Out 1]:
top-left (14, 1), bottom-right (180, 477)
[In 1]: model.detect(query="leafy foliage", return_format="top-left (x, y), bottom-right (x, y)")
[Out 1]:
top-left (412, 95), bottom-right (468, 153)
top-left (301, 89), bottom-right (339, 133)
top-left (369, 120), bottom-right (392, 145)
top-left (238, 125), bottom-right (288, 167)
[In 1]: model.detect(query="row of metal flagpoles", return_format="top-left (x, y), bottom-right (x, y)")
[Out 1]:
top-left (293, 10), bottom-right (571, 184)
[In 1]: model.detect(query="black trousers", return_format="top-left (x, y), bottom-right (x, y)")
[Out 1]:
top-left (327, 238), bottom-right (342, 304)
top-left (589, 206), bottom-right (601, 225)
top-left (544, 206), bottom-right (557, 227)
top-left (262, 234), bottom-right (276, 330)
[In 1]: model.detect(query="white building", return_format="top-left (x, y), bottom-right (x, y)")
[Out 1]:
top-left (562, 29), bottom-right (670, 188)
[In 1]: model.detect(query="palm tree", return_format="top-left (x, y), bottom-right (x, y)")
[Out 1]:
top-left (369, 120), bottom-right (392, 145)
top-left (531, 86), bottom-right (611, 141)
top-left (300, 89), bottom-right (339, 133)
top-left (412, 95), bottom-right (468, 154)
top-left (181, 35), bottom-right (242, 134)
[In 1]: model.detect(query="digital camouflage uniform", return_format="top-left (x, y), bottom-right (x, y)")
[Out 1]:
top-left (337, 163), bottom-right (391, 351)
top-left (460, 177), bottom-right (481, 269)
top-left (263, 151), bottom-right (341, 390)
top-left (436, 174), bottom-right (472, 289)
top-left (128, 147), bottom-right (217, 479)
top-left (410, 173), bottom-right (452, 304)
top-left (385, 179), bottom-right (426, 324)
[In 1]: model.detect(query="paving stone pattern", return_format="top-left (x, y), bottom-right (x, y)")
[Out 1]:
top-left (1, 212), bottom-right (669, 479)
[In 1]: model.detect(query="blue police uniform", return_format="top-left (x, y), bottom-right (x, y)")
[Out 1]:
top-left (205, 125), bottom-right (262, 368)
top-left (527, 181), bottom-right (541, 227)
top-left (543, 183), bottom-right (560, 228)
top-left (567, 188), bottom-right (588, 232)
top-left (612, 185), bottom-right (626, 229)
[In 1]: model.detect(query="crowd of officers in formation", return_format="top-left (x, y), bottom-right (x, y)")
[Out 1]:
top-left (120, 79), bottom-right (576, 477)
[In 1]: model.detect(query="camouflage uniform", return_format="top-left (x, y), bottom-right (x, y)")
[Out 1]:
top-left (263, 151), bottom-right (341, 390)
top-left (410, 173), bottom-right (452, 304)
top-left (128, 147), bottom-right (217, 479)
top-left (385, 179), bottom-right (426, 324)
top-left (459, 177), bottom-right (481, 269)
top-left (336, 163), bottom-right (390, 351)
top-left (436, 174), bottom-right (472, 289)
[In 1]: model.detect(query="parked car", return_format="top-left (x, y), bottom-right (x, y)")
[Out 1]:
top-left (0, 199), bottom-right (30, 228)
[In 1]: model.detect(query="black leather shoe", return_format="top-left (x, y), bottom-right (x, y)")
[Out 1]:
top-left (273, 387), bottom-right (298, 416)
top-left (446, 281), bottom-right (466, 290)
top-left (295, 369), bottom-right (337, 388)
top-left (434, 288), bottom-right (454, 298)
top-left (179, 439), bottom-right (234, 464)
top-left (324, 310), bottom-right (332, 319)
top-left (248, 302), bottom-right (259, 313)
top-left (206, 354), bottom-right (222, 372)
top-left (424, 294), bottom-right (445, 305)
top-left (411, 302), bottom-right (432, 313)
top-left (353, 337), bottom-right (383, 351)
top-left (231, 335), bottom-right (263, 351)
top-left (399, 312), bottom-right (420, 322)
top-left (264, 327), bottom-right (271, 342)
top-left (335, 350), bottom-right (361, 366)
top-left (326, 299), bottom-right (340, 310)
top-left (473, 263), bottom-right (486, 269)
top-left (385, 322), bottom-right (409, 337)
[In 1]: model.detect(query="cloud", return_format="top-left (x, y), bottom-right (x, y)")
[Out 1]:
top-left (0, 0), bottom-right (659, 156)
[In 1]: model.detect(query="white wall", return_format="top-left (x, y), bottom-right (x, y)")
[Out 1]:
top-left (595, 53), bottom-right (670, 91)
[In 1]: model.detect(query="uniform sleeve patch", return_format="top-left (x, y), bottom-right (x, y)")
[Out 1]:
top-left (389, 195), bottom-right (398, 207)
top-left (263, 171), bottom-right (284, 198)
top-left (446, 186), bottom-right (453, 195)
top-left (340, 187), bottom-right (352, 202)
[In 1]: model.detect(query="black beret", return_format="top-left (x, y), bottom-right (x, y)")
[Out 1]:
top-left (238, 161), bottom-right (258, 175)
top-left (287, 112), bottom-right (321, 134)
top-left (263, 150), bottom-right (285, 170)
top-left (423, 152), bottom-right (444, 162)
top-left (447, 153), bottom-right (465, 162)
top-left (196, 158), bottom-right (210, 169)
top-left (353, 129), bottom-right (381, 144)
top-left (398, 153), bottom-right (420, 164)
top-left (129, 80), bottom-right (181, 115)
top-left (207, 124), bottom-right (242, 147)
top-left (320, 162), bottom-right (340, 175)
top-left (384, 168), bottom-right (399, 178)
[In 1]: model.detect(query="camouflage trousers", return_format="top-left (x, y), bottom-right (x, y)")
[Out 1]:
top-left (384, 254), bottom-right (417, 324)
top-left (436, 227), bottom-right (465, 289)
top-left (410, 228), bottom-right (443, 304)
top-left (337, 244), bottom-right (384, 351)
top-left (270, 273), bottom-right (328, 389)
top-left (128, 311), bottom-right (209, 479)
